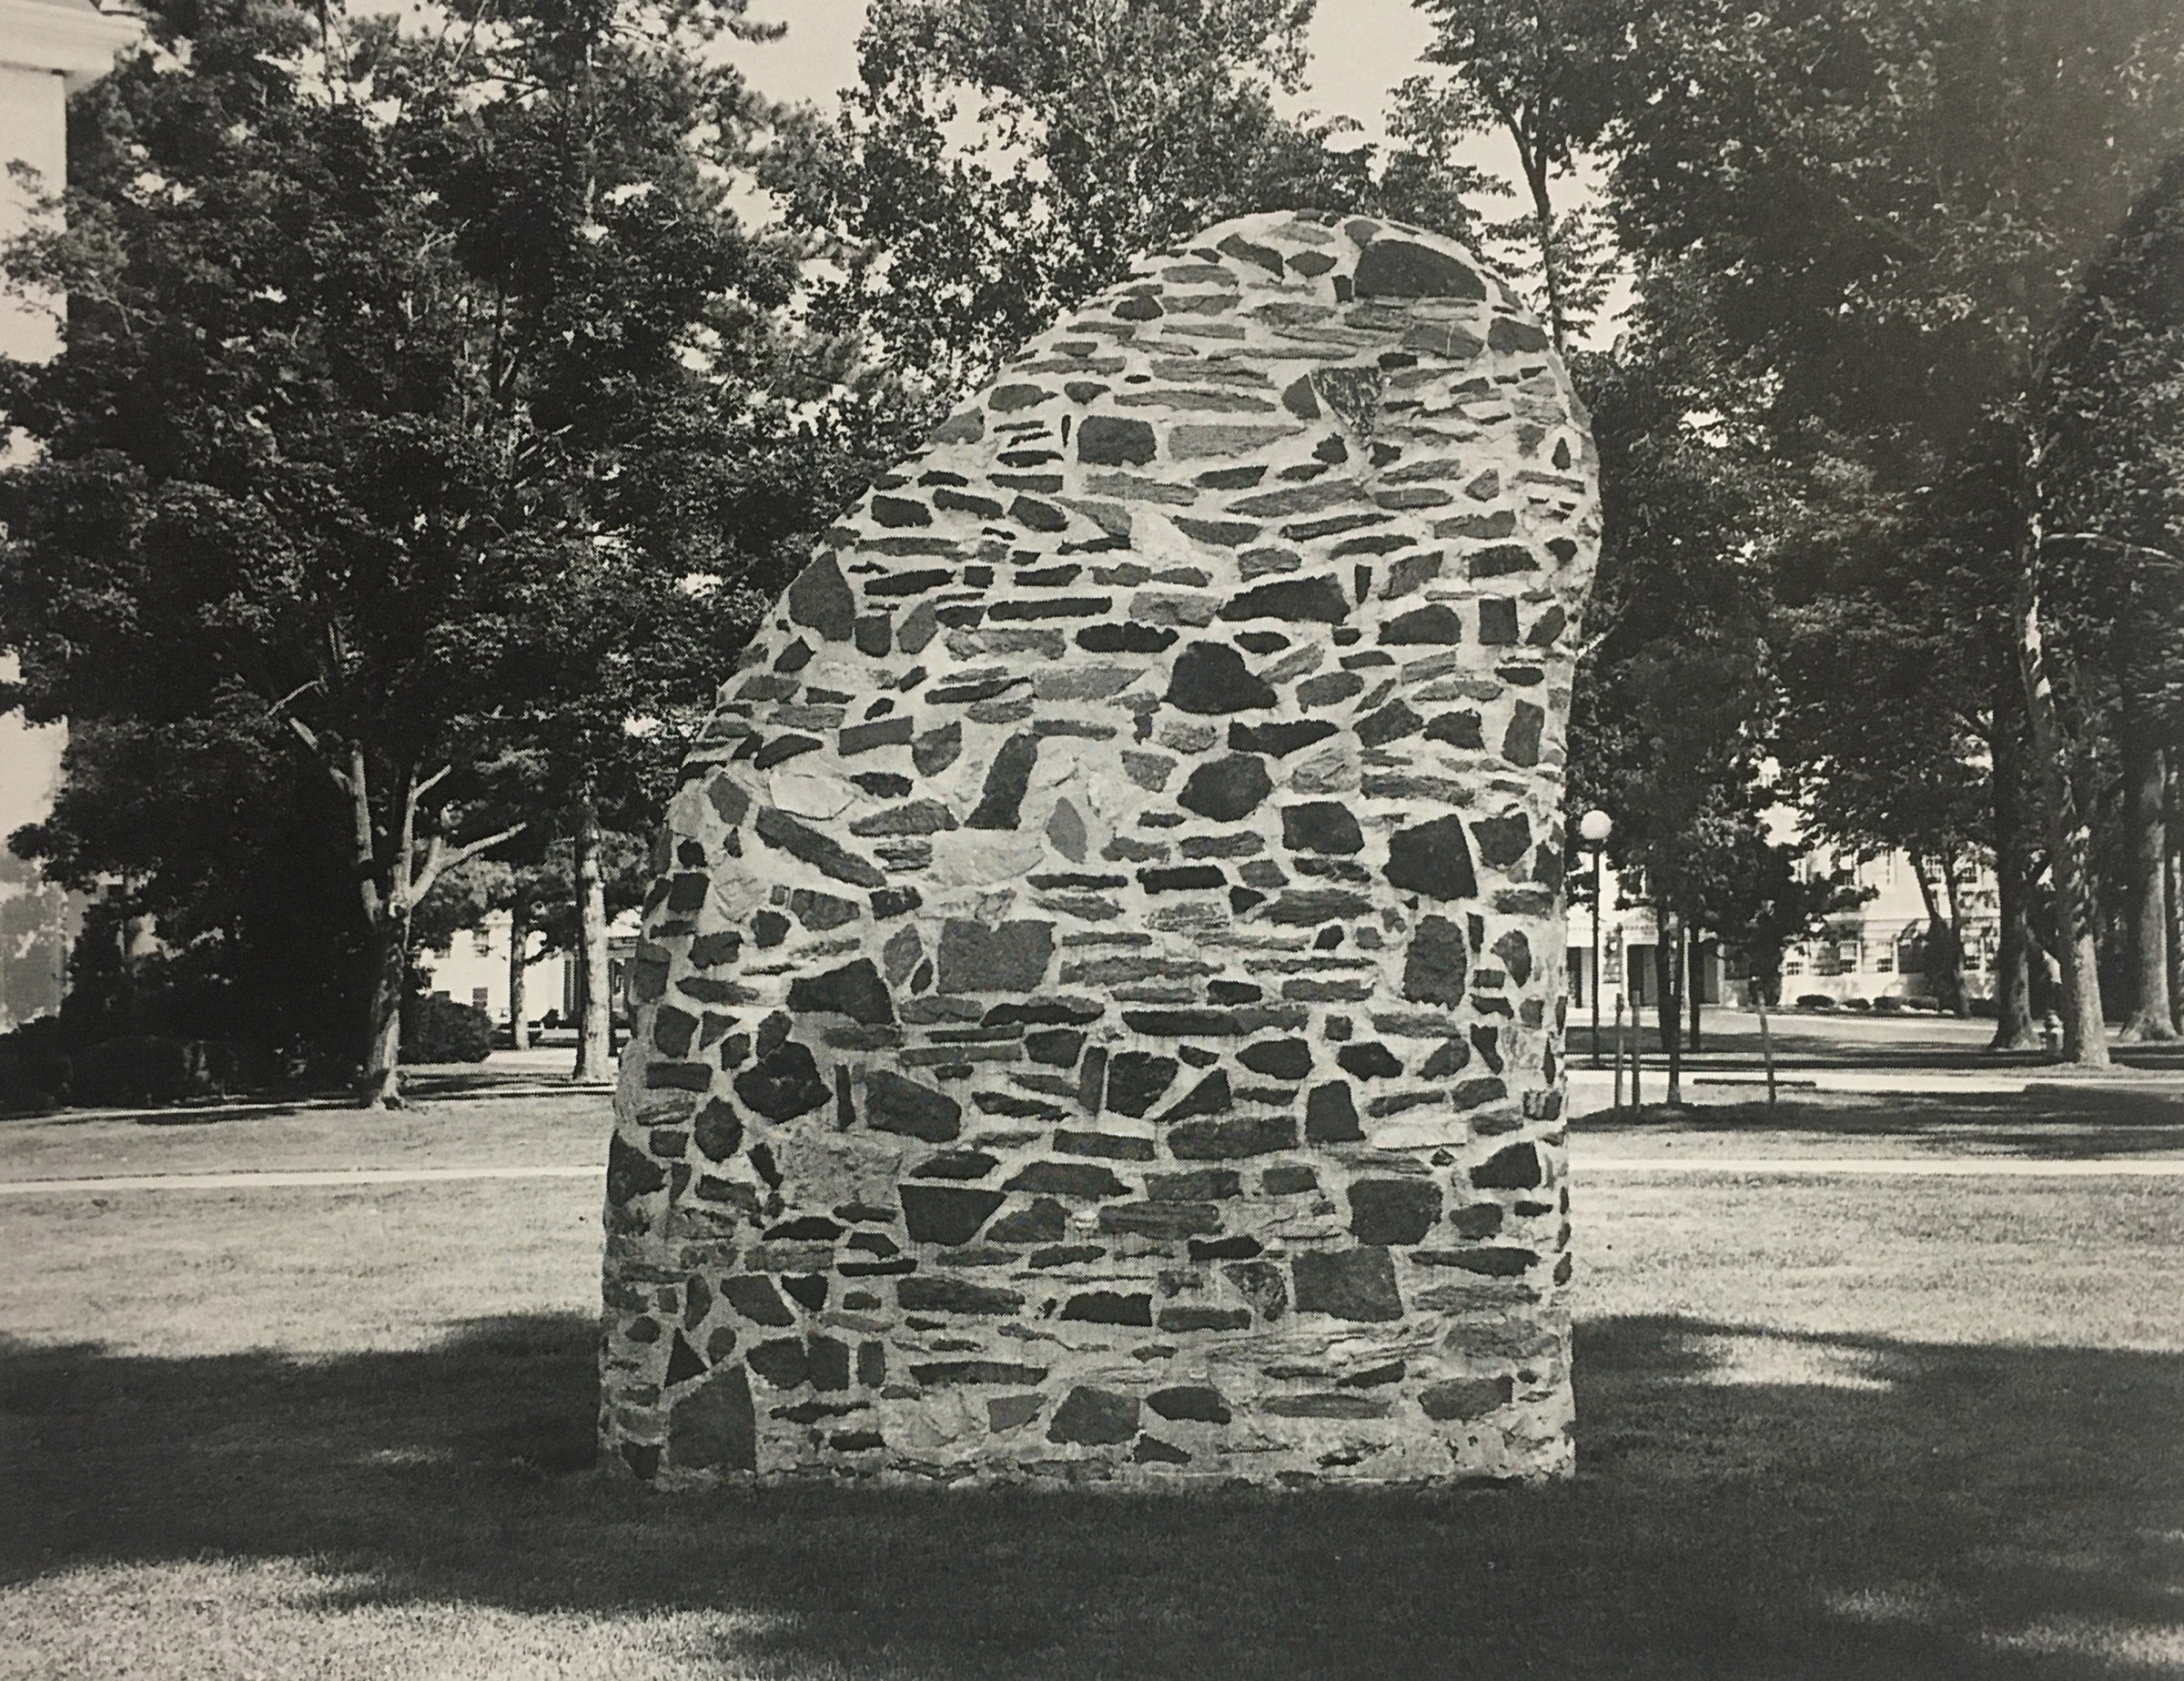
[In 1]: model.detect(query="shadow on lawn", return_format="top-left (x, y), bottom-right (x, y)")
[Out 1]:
top-left (5, 1314), bottom-right (2180, 1677)
top-left (1582, 1087), bottom-right (2184, 1159)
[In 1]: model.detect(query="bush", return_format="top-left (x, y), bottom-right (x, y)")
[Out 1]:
top-left (0, 1018), bottom-right (73, 1113)
top-left (402, 994), bottom-right (492, 1064)
top-left (1873, 996), bottom-right (1906, 1014)
top-left (1795, 994), bottom-right (1837, 1010)
top-left (69, 1035), bottom-right (264, 1107)
top-left (1968, 996), bottom-right (1998, 1018)
top-left (1842, 997), bottom-right (1874, 1012)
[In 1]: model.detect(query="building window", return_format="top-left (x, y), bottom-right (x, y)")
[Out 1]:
top-left (472, 987), bottom-right (490, 1012)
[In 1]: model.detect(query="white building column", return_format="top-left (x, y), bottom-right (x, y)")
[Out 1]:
top-left (0, 0), bottom-right (138, 1026)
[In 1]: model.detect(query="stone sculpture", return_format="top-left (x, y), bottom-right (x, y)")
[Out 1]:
top-left (600, 210), bottom-right (1600, 1487)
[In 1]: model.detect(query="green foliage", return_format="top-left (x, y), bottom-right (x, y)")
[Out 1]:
top-left (766, 0), bottom-right (1374, 407)
top-left (399, 992), bottom-right (493, 1064)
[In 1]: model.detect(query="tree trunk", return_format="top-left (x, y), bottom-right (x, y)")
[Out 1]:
top-left (359, 903), bottom-right (410, 1109)
top-left (509, 897), bottom-right (531, 1053)
top-left (1685, 926), bottom-right (1704, 1051)
top-left (1989, 678), bottom-right (2040, 1048)
top-left (1908, 855), bottom-right (1969, 1017)
top-left (2118, 720), bottom-right (2176, 1040)
top-left (2168, 758), bottom-right (2183, 1032)
top-left (1651, 935), bottom-right (1677, 1055)
top-left (1663, 913), bottom-right (1684, 1106)
top-left (573, 795), bottom-right (613, 1081)
top-left (2016, 538), bottom-right (2108, 1067)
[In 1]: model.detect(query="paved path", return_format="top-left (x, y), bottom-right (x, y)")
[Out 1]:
top-left (5, 1155), bottom-right (2184, 1196)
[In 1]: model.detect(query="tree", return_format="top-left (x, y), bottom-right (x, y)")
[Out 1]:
top-left (765, 0), bottom-right (1374, 412)
top-left (1396, 0), bottom-right (1625, 348)
top-left (0, 0), bottom-right (840, 1101)
top-left (1606, 0), bottom-right (2184, 1065)
top-left (2042, 153), bottom-right (2184, 1039)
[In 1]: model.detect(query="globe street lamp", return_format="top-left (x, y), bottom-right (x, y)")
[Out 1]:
top-left (1580, 809), bottom-right (1613, 1068)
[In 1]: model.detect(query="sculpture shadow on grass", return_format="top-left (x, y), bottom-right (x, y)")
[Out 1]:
top-left (4, 1312), bottom-right (2178, 1678)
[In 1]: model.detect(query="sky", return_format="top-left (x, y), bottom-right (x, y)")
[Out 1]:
top-left (0, 0), bottom-right (1563, 839)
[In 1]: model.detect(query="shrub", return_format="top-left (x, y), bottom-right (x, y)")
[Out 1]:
top-left (1795, 994), bottom-right (1837, 1010)
top-left (0, 1018), bottom-right (73, 1113)
top-left (68, 1036), bottom-right (268, 1106)
top-left (1842, 997), bottom-right (1874, 1012)
top-left (402, 994), bottom-right (492, 1064)
top-left (1873, 996), bottom-right (1906, 1014)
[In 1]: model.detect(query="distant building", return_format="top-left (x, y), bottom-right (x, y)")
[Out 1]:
top-left (1567, 846), bottom-right (2001, 1018)
top-left (415, 908), bottom-right (642, 1030)
top-left (0, 0), bottom-right (139, 1029)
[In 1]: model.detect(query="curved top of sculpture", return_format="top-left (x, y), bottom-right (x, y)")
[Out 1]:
top-left (603, 210), bottom-right (1602, 1489)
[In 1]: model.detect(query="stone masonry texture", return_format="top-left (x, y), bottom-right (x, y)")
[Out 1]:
top-left (600, 211), bottom-right (1601, 1488)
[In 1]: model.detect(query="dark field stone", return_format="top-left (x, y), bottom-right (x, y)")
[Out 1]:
top-left (669, 1364), bottom-right (754, 1473)
top-left (1305, 1081), bottom-right (1364, 1143)
top-left (746, 1338), bottom-right (810, 1388)
top-left (1135, 1436), bottom-right (1191, 1464)
top-left (1098, 1200), bottom-right (1225, 1237)
top-left (1379, 604), bottom-right (1465, 644)
top-left (1156, 1069), bottom-right (1233, 1122)
top-left (1471, 1142), bottom-right (1543, 1190)
top-left (1158, 1305), bottom-right (1252, 1332)
top-left (897, 1277), bottom-right (1025, 1315)
top-left (1178, 754), bottom-right (1274, 821)
top-left (1421, 1375), bottom-right (1515, 1421)
top-left (1219, 576), bottom-right (1350, 623)
top-left (936, 918), bottom-right (1056, 993)
top-left (1451, 1202), bottom-right (1503, 1238)
top-left (1492, 927), bottom-right (1534, 987)
top-left (734, 1042), bottom-right (831, 1122)
top-left (1451, 1076), bottom-right (1510, 1110)
top-left (864, 1068), bottom-right (963, 1142)
top-left (912, 1361), bottom-right (1050, 1386)
top-left (1471, 813), bottom-right (1532, 869)
top-left (1167, 1112), bottom-right (1297, 1159)
top-left (966, 733), bottom-right (1041, 829)
top-left (1026, 1028), bottom-right (1087, 1067)
top-left (788, 888), bottom-right (862, 930)
top-left (652, 1006), bottom-right (698, 1059)
top-left (914, 722), bottom-right (963, 776)
top-left (870, 495), bottom-right (932, 528)
top-left (1148, 1385), bottom-right (1231, 1426)
top-left (1281, 802), bottom-right (1364, 855)
top-left (1078, 414), bottom-right (1158, 465)
top-left (665, 1331), bottom-right (707, 1387)
top-left (1106, 1051), bottom-right (1179, 1118)
top-left (1055, 1130), bottom-right (1157, 1161)
top-left (787, 959), bottom-right (895, 1026)
top-left (1261, 1164), bottom-right (1320, 1195)
top-left (1166, 643), bottom-right (1276, 714)
top-left (1062, 1291), bottom-right (1154, 1325)
top-left (1402, 915), bottom-right (1471, 1007)
top-left (692, 1099), bottom-right (743, 1161)
top-left (1425, 710), bottom-right (1484, 748)
top-left (1445, 1247), bottom-right (1538, 1277)
top-left (1503, 700), bottom-right (1545, 766)
top-left (1335, 1042), bottom-right (1402, 1079)
top-left (753, 808), bottom-right (886, 889)
top-left (1239, 1038), bottom-right (1313, 1080)
top-left (1078, 623), bottom-right (1178, 653)
top-left (1297, 671), bottom-right (1366, 708)
top-left (607, 1135), bottom-right (667, 1205)
top-left (913, 1149), bottom-right (998, 1180)
top-left (1488, 316), bottom-right (1551, 352)
top-left (1004, 1160), bottom-right (1130, 1200)
top-left (1348, 1180), bottom-right (1442, 1245)
top-left (721, 1275), bottom-right (794, 1327)
top-left (1139, 865), bottom-right (1227, 892)
top-left (1230, 719), bottom-right (1338, 756)
top-left (1478, 598), bottom-right (1520, 644)
top-left (808, 1337), bottom-right (852, 1391)
top-left (1358, 701), bottom-right (1423, 749)
top-left (987, 1199), bottom-right (1068, 1243)
top-left (1151, 1168), bottom-right (1242, 1200)
top-left (1291, 1248), bottom-right (1403, 1322)
top-left (752, 909), bottom-right (791, 949)
top-left (1048, 1386), bottom-right (1141, 1445)
top-left (786, 555), bottom-right (855, 642)
top-left (1354, 239), bottom-right (1487, 300)
top-left (900, 1184), bottom-right (1007, 1245)
top-left (1384, 815), bottom-right (1480, 900)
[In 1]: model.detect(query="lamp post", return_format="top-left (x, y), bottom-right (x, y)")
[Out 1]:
top-left (1580, 809), bottom-right (1613, 1068)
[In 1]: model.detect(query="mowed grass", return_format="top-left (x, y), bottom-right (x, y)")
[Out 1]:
top-left (2, 1092), bottom-right (2182, 1678)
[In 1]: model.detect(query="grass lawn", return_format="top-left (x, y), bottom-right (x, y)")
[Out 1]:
top-left (2, 1090), bottom-right (2182, 1677)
